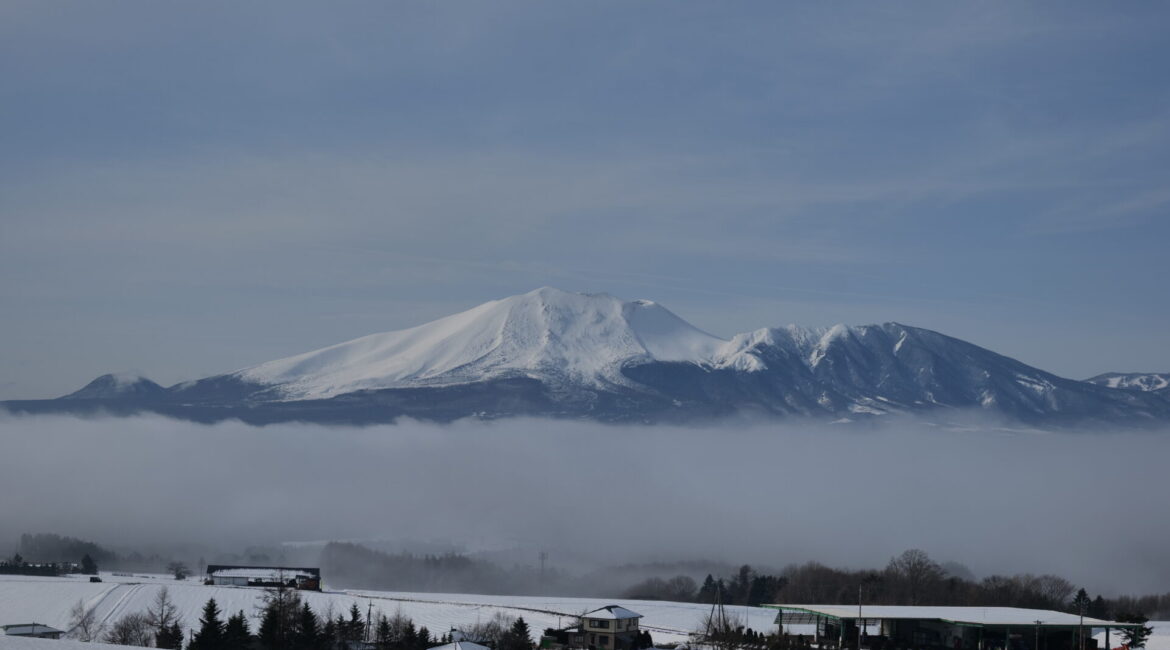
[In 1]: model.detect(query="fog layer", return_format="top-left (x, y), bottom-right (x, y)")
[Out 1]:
top-left (1, 414), bottom-right (1167, 595)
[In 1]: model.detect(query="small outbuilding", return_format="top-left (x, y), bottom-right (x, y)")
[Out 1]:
top-left (3, 623), bottom-right (66, 639)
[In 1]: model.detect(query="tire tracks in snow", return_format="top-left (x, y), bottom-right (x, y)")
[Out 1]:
top-left (64, 583), bottom-right (122, 636)
top-left (96, 583), bottom-right (146, 631)
top-left (68, 583), bottom-right (146, 637)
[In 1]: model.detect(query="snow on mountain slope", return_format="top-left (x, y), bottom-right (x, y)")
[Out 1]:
top-left (234, 287), bottom-right (726, 400)
top-left (60, 373), bottom-right (166, 400)
top-left (22, 288), bottom-right (1170, 425)
top-left (702, 322), bottom-right (1168, 421)
top-left (1086, 372), bottom-right (1170, 392)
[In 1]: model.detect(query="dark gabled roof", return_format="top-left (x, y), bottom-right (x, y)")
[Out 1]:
top-left (582, 605), bottom-right (642, 620)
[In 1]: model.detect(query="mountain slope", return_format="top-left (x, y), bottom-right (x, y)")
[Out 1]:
top-left (6, 288), bottom-right (1170, 427)
top-left (191, 287), bottom-right (724, 401)
top-left (60, 373), bottom-right (167, 401)
top-left (628, 322), bottom-right (1170, 424)
top-left (1086, 372), bottom-right (1170, 393)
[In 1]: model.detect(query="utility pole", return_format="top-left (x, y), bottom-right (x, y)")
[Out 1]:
top-left (366, 601), bottom-right (374, 644)
top-left (857, 584), bottom-right (864, 650)
top-left (539, 551), bottom-right (548, 595)
top-left (1079, 601), bottom-right (1086, 650)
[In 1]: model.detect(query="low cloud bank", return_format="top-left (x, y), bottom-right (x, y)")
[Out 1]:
top-left (0, 413), bottom-right (1167, 595)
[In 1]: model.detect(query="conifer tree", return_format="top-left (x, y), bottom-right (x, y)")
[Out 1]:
top-left (402, 620), bottom-right (418, 650)
top-left (259, 608), bottom-right (280, 650)
top-left (322, 618), bottom-right (338, 650)
top-left (258, 583), bottom-right (302, 650)
top-left (157, 622), bottom-right (184, 650)
top-left (499, 618), bottom-right (531, 650)
top-left (190, 599), bottom-right (226, 650)
top-left (1116, 613), bottom-right (1153, 649)
top-left (699, 575), bottom-right (718, 603)
top-left (224, 611), bottom-right (252, 650)
top-left (1072, 589), bottom-right (1091, 614)
top-left (295, 603), bottom-right (321, 650)
top-left (375, 616), bottom-right (392, 650)
top-left (347, 605), bottom-right (364, 644)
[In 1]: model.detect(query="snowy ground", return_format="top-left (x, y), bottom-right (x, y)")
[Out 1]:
top-left (1095, 622), bottom-right (1170, 650)
top-left (2, 573), bottom-right (1165, 650)
top-left (0, 573), bottom-right (776, 645)
top-left (0, 636), bottom-right (145, 650)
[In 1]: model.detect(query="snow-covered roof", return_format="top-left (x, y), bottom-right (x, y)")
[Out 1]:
top-left (210, 568), bottom-right (313, 580)
top-left (765, 605), bottom-right (1140, 628)
top-left (2, 625), bottom-right (64, 637)
top-left (583, 606), bottom-right (642, 620)
top-left (428, 642), bottom-right (492, 650)
top-left (0, 636), bottom-right (132, 650)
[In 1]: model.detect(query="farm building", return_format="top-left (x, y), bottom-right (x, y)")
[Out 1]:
top-left (765, 605), bottom-right (1143, 650)
top-left (205, 565), bottom-right (321, 590)
top-left (3, 623), bottom-right (65, 639)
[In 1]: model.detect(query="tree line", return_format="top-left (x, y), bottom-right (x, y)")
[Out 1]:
top-left (320, 542), bottom-right (568, 595)
top-left (622, 549), bottom-right (1170, 621)
top-left (1, 550), bottom-right (98, 576)
top-left (80, 582), bottom-right (540, 650)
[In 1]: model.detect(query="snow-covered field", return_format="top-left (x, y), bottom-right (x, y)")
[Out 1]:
top-left (2, 573), bottom-right (1166, 650)
top-left (0, 636), bottom-right (146, 650)
top-left (1095, 622), bottom-right (1170, 650)
top-left (0, 573), bottom-right (776, 645)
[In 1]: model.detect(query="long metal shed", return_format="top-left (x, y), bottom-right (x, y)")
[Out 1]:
top-left (762, 605), bottom-right (1142, 650)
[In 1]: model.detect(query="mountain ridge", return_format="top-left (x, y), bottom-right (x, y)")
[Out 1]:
top-left (5, 287), bottom-right (1169, 428)
top-left (1085, 372), bottom-right (1170, 394)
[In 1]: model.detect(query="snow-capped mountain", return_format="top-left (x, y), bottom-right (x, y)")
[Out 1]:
top-left (1085, 372), bottom-right (1170, 394)
top-left (228, 287), bottom-right (724, 400)
top-left (6, 288), bottom-right (1170, 427)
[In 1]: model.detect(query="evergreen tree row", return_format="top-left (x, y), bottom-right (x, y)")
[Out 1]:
top-left (184, 586), bottom-right (536, 650)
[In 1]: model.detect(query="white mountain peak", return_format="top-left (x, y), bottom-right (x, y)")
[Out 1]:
top-left (237, 287), bottom-right (727, 400)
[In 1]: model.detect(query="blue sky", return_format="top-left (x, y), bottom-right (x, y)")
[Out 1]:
top-left (2, 2), bottom-right (1169, 398)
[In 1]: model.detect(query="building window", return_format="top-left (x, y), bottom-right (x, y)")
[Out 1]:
top-left (590, 620), bottom-right (610, 629)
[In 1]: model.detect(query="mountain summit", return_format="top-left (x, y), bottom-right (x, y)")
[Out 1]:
top-left (6, 288), bottom-right (1169, 427)
top-left (233, 287), bottom-right (724, 400)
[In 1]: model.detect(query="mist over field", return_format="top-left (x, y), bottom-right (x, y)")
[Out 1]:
top-left (1, 413), bottom-right (1167, 595)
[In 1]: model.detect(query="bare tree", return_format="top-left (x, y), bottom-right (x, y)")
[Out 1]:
top-left (104, 612), bottom-right (154, 647)
top-left (457, 612), bottom-right (516, 647)
top-left (146, 587), bottom-right (182, 638)
top-left (1033, 575), bottom-right (1076, 609)
top-left (167, 561), bottom-right (190, 580)
top-left (69, 599), bottom-right (102, 642)
top-left (886, 549), bottom-right (945, 605)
